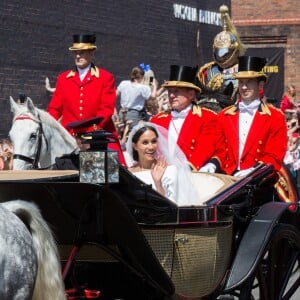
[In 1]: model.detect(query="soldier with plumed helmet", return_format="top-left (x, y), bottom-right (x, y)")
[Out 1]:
top-left (196, 5), bottom-right (246, 112)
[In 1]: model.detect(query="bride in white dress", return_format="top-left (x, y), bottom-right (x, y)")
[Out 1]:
top-left (126, 122), bottom-right (200, 206)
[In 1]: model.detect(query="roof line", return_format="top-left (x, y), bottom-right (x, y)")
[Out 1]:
top-left (233, 18), bottom-right (300, 26)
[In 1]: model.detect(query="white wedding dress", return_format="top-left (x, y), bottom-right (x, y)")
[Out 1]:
top-left (126, 122), bottom-right (202, 206)
top-left (132, 165), bottom-right (178, 203)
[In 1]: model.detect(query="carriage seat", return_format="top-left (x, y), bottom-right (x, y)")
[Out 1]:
top-left (190, 172), bottom-right (238, 205)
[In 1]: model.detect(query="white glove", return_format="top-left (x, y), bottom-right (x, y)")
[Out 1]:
top-left (234, 167), bottom-right (255, 177)
top-left (199, 163), bottom-right (217, 173)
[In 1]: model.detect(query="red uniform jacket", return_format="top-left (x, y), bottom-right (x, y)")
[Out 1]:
top-left (47, 65), bottom-right (126, 165)
top-left (218, 102), bottom-right (287, 175)
top-left (151, 105), bottom-right (224, 170)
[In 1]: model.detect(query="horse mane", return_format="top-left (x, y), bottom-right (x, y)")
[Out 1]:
top-left (36, 108), bottom-right (78, 148)
top-left (13, 104), bottom-right (77, 149)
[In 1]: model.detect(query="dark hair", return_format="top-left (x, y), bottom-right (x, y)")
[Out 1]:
top-left (130, 66), bottom-right (145, 82)
top-left (19, 93), bottom-right (26, 103)
top-left (132, 125), bottom-right (158, 161)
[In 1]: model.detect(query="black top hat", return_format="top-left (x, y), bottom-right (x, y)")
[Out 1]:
top-left (234, 56), bottom-right (267, 80)
top-left (162, 65), bottom-right (201, 93)
top-left (69, 34), bottom-right (97, 51)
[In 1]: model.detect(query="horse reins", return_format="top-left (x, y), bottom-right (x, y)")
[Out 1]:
top-left (13, 115), bottom-right (49, 169)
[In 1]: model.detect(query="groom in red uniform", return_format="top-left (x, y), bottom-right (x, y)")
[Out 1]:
top-left (216, 56), bottom-right (287, 176)
top-left (150, 65), bottom-right (224, 171)
top-left (47, 34), bottom-right (125, 165)
top-left (214, 56), bottom-right (296, 203)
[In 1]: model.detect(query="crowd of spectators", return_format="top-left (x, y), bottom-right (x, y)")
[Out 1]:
top-left (114, 64), bottom-right (168, 151)
top-left (282, 84), bottom-right (300, 183)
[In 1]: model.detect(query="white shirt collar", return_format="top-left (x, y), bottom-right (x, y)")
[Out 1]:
top-left (77, 64), bottom-right (91, 81)
top-left (171, 104), bottom-right (192, 119)
top-left (239, 99), bottom-right (261, 115)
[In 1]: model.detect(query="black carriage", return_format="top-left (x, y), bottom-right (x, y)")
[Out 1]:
top-left (0, 162), bottom-right (299, 300)
top-left (1, 123), bottom-right (300, 299)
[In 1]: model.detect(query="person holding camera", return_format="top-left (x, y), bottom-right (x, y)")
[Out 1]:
top-left (116, 65), bottom-right (158, 128)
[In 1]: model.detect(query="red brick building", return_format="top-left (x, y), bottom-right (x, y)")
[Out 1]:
top-left (232, 0), bottom-right (300, 98)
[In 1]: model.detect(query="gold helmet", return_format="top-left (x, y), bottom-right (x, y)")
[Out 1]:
top-left (213, 5), bottom-right (246, 69)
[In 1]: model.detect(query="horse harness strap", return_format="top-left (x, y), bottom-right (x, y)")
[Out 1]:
top-left (13, 115), bottom-right (49, 169)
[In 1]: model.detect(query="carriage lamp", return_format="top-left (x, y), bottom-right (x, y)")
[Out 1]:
top-left (79, 148), bottom-right (119, 184)
top-left (67, 117), bottom-right (119, 185)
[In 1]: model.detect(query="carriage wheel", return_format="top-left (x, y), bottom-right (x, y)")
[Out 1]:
top-left (236, 224), bottom-right (300, 300)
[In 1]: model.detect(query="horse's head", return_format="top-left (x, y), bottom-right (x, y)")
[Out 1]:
top-left (9, 96), bottom-right (79, 170)
top-left (9, 97), bottom-right (47, 169)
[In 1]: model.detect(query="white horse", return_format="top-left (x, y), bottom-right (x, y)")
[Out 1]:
top-left (9, 97), bottom-right (79, 170)
top-left (0, 200), bottom-right (66, 300)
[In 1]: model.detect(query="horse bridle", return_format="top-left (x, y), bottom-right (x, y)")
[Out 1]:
top-left (13, 115), bottom-right (49, 169)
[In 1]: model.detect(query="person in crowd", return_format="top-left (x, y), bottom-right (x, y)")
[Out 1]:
top-left (280, 84), bottom-right (299, 128)
top-left (126, 122), bottom-right (200, 206)
top-left (17, 93), bottom-right (27, 104)
top-left (0, 138), bottom-right (13, 170)
top-left (144, 98), bottom-right (159, 120)
top-left (141, 64), bottom-right (155, 87)
top-left (117, 120), bottom-right (133, 148)
top-left (46, 33), bottom-right (126, 165)
top-left (116, 65), bottom-right (158, 128)
top-left (150, 65), bottom-right (224, 172)
top-left (140, 63), bottom-right (169, 115)
top-left (142, 65), bottom-right (165, 97)
top-left (287, 114), bottom-right (299, 136)
top-left (157, 89), bottom-right (170, 113)
top-left (45, 77), bottom-right (56, 93)
top-left (214, 56), bottom-right (287, 177)
top-left (141, 65), bottom-right (166, 118)
top-left (284, 116), bottom-right (300, 177)
top-left (280, 84), bottom-right (297, 114)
